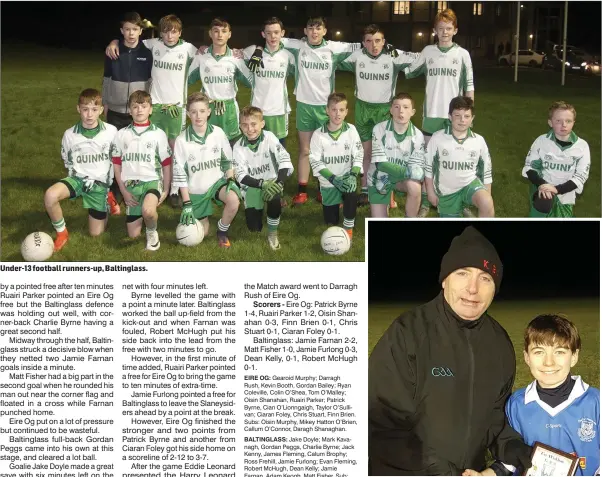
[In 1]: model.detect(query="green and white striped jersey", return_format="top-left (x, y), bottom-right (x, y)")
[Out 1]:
top-left (232, 130), bottom-right (294, 184)
top-left (143, 38), bottom-right (198, 106)
top-left (282, 38), bottom-right (359, 106)
top-left (425, 125), bottom-right (492, 197)
top-left (368, 120), bottom-right (425, 187)
top-left (405, 44), bottom-right (474, 133)
top-left (61, 121), bottom-right (117, 185)
top-left (188, 46), bottom-right (253, 101)
top-left (243, 44), bottom-right (295, 116)
top-left (111, 124), bottom-right (171, 182)
top-left (172, 125), bottom-right (232, 195)
top-left (309, 122), bottom-right (364, 188)
top-left (522, 131), bottom-right (590, 205)
top-left (338, 48), bottom-right (418, 104)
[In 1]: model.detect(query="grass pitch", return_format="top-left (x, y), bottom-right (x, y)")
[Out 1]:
top-left (2, 44), bottom-right (600, 261)
top-left (369, 299), bottom-right (600, 390)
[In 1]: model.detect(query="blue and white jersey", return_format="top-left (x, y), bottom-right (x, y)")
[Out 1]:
top-left (506, 376), bottom-right (600, 476)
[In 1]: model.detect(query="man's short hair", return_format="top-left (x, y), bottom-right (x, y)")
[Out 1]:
top-left (159, 14), bottom-right (182, 33)
top-left (264, 17), bottom-right (284, 31)
top-left (524, 314), bottom-right (581, 353)
top-left (548, 101), bottom-right (577, 120)
top-left (78, 88), bottom-right (102, 106)
top-left (240, 106), bottom-right (264, 121)
top-left (327, 92), bottom-right (347, 108)
top-left (392, 92), bottom-right (415, 109)
top-left (363, 24), bottom-right (384, 39)
top-left (186, 92), bottom-right (210, 110)
top-left (121, 12), bottom-right (144, 29)
top-left (210, 18), bottom-right (231, 31)
top-left (306, 17), bottom-right (326, 28)
top-left (129, 90), bottom-right (152, 107)
top-left (434, 8), bottom-right (458, 29)
top-left (449, 96), bottom-right (474, 116)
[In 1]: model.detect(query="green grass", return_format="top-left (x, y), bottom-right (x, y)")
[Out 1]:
top-left (2, 44), bottom-right (600, 261)
top-left (369, 299), bottom-right (600, 390)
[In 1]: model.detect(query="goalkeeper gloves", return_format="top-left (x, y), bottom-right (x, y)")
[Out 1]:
top-left (260, 179), bottom-right (283, 201)
top-left (213, 101), bottom-right (226, 116)
top-left (329, 175), bottom-right (346, 193)
top-left (161, 104), bottom-right (180, 118)
top-left (180, 201), bottom-right (194, 225)
top-left (343, 173), bottom-right (358, 193)
top-left (385, 44), bottom-right (399, 58)
top-left (248, 48), bottom-right (264, 73)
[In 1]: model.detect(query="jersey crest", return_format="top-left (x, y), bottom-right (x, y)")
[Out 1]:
top-left (577, 418), bottom-right (596, 442)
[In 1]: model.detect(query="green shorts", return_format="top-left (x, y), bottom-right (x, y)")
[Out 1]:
top-left (355, 99), bottom-right (390, 142)
top-left (367, 185), bottom-right (406, 205)
top-left (151, 104), bottom-right (186, 140)
top-left (422, 117), bottom-right (448, 135)
top-left (60, 176), bottom-right (108, 212)
top-left (296, 102), bottom-right (328, 132)
top-left (528, 184), bottom-right (574, 218)
top-left (320, 185), bottom-right (349, 206)
top-left (243, 187), bottom-right (266, 210)
top-left (208, 99), bottom-right (241, 141)
top-left (189, 178), bottom-right (241, 219)
top-left (263, 114), bottom-right (288, 139)
top-left (437, 178), bottom-right (485, 217)
top-left (124, 180), bottom-right (161, 217)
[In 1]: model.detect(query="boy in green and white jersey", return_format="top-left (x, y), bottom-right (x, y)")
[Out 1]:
top-left (106, 14), bottom-right (198, 206)
top-left (404, 9), bottom-right (475, 217)
top-left (338, 24), bottom-right (418, 207)
top-left (172, 92), bottom-right (241, 249)
top-left (44, 89), bottom-right (118, 252)
top-left (243, 17), bottom-right (296, 147)
top-left (232, 106), bottom-right (294, 250)
top-left (368, 93), bottom-right (425, 218)
top-left (188, 18), bottom-right (253, 143)
top-left (424, 97), bottom-right (493, 218)
top-left (309, 93), bottom-right (363, 242)
top-left (522, 101), bottom-right (590, 218)
top-left (111, 91), bottom-right (172, 251)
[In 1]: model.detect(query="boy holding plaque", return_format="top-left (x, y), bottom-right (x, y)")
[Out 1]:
top-left (464, 315), bottom-right (600, 476)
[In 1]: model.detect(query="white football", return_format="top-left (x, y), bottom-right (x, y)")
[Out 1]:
top-left (176, 220), bottom-right (204, 247)
top-left (21, 232), bottom-right (54, 262)
top-left (321, 226), bottom-right (351, 256)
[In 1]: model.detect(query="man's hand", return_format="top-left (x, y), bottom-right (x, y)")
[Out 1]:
top-left (384, 44), bottom-right (399, 58)
top-left (248, 48), bottom-right (264, 73)
top-left (106, 40), bottom-right (120, 60)
top-left (122, 189), bottom-right (139, 207)
top-left (179, 201), bottom-right (195, 225)
top-left (212, 101), bottom-right (226, 116)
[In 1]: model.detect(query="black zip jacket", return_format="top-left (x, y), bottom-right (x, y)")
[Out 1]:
top-left (369, 293), bottom-right (528, 475)
top-left (102, 40), bottom-right (152, 114)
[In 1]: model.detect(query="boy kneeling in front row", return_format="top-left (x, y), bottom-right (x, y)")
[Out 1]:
top-left (232, 106), bottom-right (293, 250)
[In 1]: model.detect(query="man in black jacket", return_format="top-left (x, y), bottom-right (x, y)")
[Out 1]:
top-left (368, 226), bottom-right (532, 475)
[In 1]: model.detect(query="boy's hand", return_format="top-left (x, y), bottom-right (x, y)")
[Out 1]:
top-left (538, 183), bottom-right (558, 199)
top-left (261, 180), bottom-right (283, 201)
top-left (343, 173), bottom-right (357, 193)
top-left (427, 191), bottom-right (439, 207)
top-left (232, 48), bottom-right (244, 60)
top-left (122, 190), bottom-right (139, 207)
top-left (248, 48), bottom-right (264, 73)
top-left (329, 175), bottom-right (346, 193)
top-left (158, 191), bottom-right (168, 206)
top-left (385, 44), bottom-right (399, 58)
top-left (106, 40), bottom-right (120, 60)
top-left (179, 201), bottom-right (195, 225)
top-left (197, 45), bottom-right (209, 55)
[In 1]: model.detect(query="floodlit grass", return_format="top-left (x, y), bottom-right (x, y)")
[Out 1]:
top-left (2, 44), bottom-right (600, 261)
top-left (368, 299), bottom-right (600, 389)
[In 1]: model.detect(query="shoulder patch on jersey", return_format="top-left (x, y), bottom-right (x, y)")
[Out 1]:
top-left (577, 418), bottom-right (596, 442)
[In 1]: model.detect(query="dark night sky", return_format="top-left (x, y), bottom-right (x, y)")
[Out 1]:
top-left (1, 2), bottom-right (600, 52)
top-left (368, 221), bottom-right (600, 302)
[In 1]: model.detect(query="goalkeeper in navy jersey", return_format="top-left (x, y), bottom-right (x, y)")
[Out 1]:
top-left (232, 106), bottom-right (293, 251)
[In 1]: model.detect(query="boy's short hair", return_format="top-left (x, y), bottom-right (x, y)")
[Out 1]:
top-left (548, 101), bottom-right (577, 120)
top-left (434, 8), bottom-right (458, 29)
top-left (240, 106), bottom-right (264, 121)
top-left (159, 14), bottom-right (182, 33)
top-left (78, 88), bottom-right (102, 106)
top-left (128, 90), bottom-right (152, 107)
top-left (186, 92), bottom-right (210, 110)
top-left (121, 12), bottom-right (144, 29)
top-left (392, 92), bottom-right (415, 109)
top-left (264, 17), bottom-right (284, 31)
top-left (306, 17), bottom-right (326, 28)
top-left (327, 92), bottom-right (347, 108)
top-left (363, 24), bottom-right (384, 39)
top-left (449, 96), bottom-right (474, 115)
top-left (210, 18), bottom-right (231, 31)
top-left (524, 314), bottom-right (582, 353)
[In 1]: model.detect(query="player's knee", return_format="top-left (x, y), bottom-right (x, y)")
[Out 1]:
top-left (225, 192), bottom-right (240, 210)
top-left (142, 205), bottom-right (156, 220)
top-left (405, 181), bottom-right (422, 198)
top-left (44, 187), bottom-right (60, 206)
